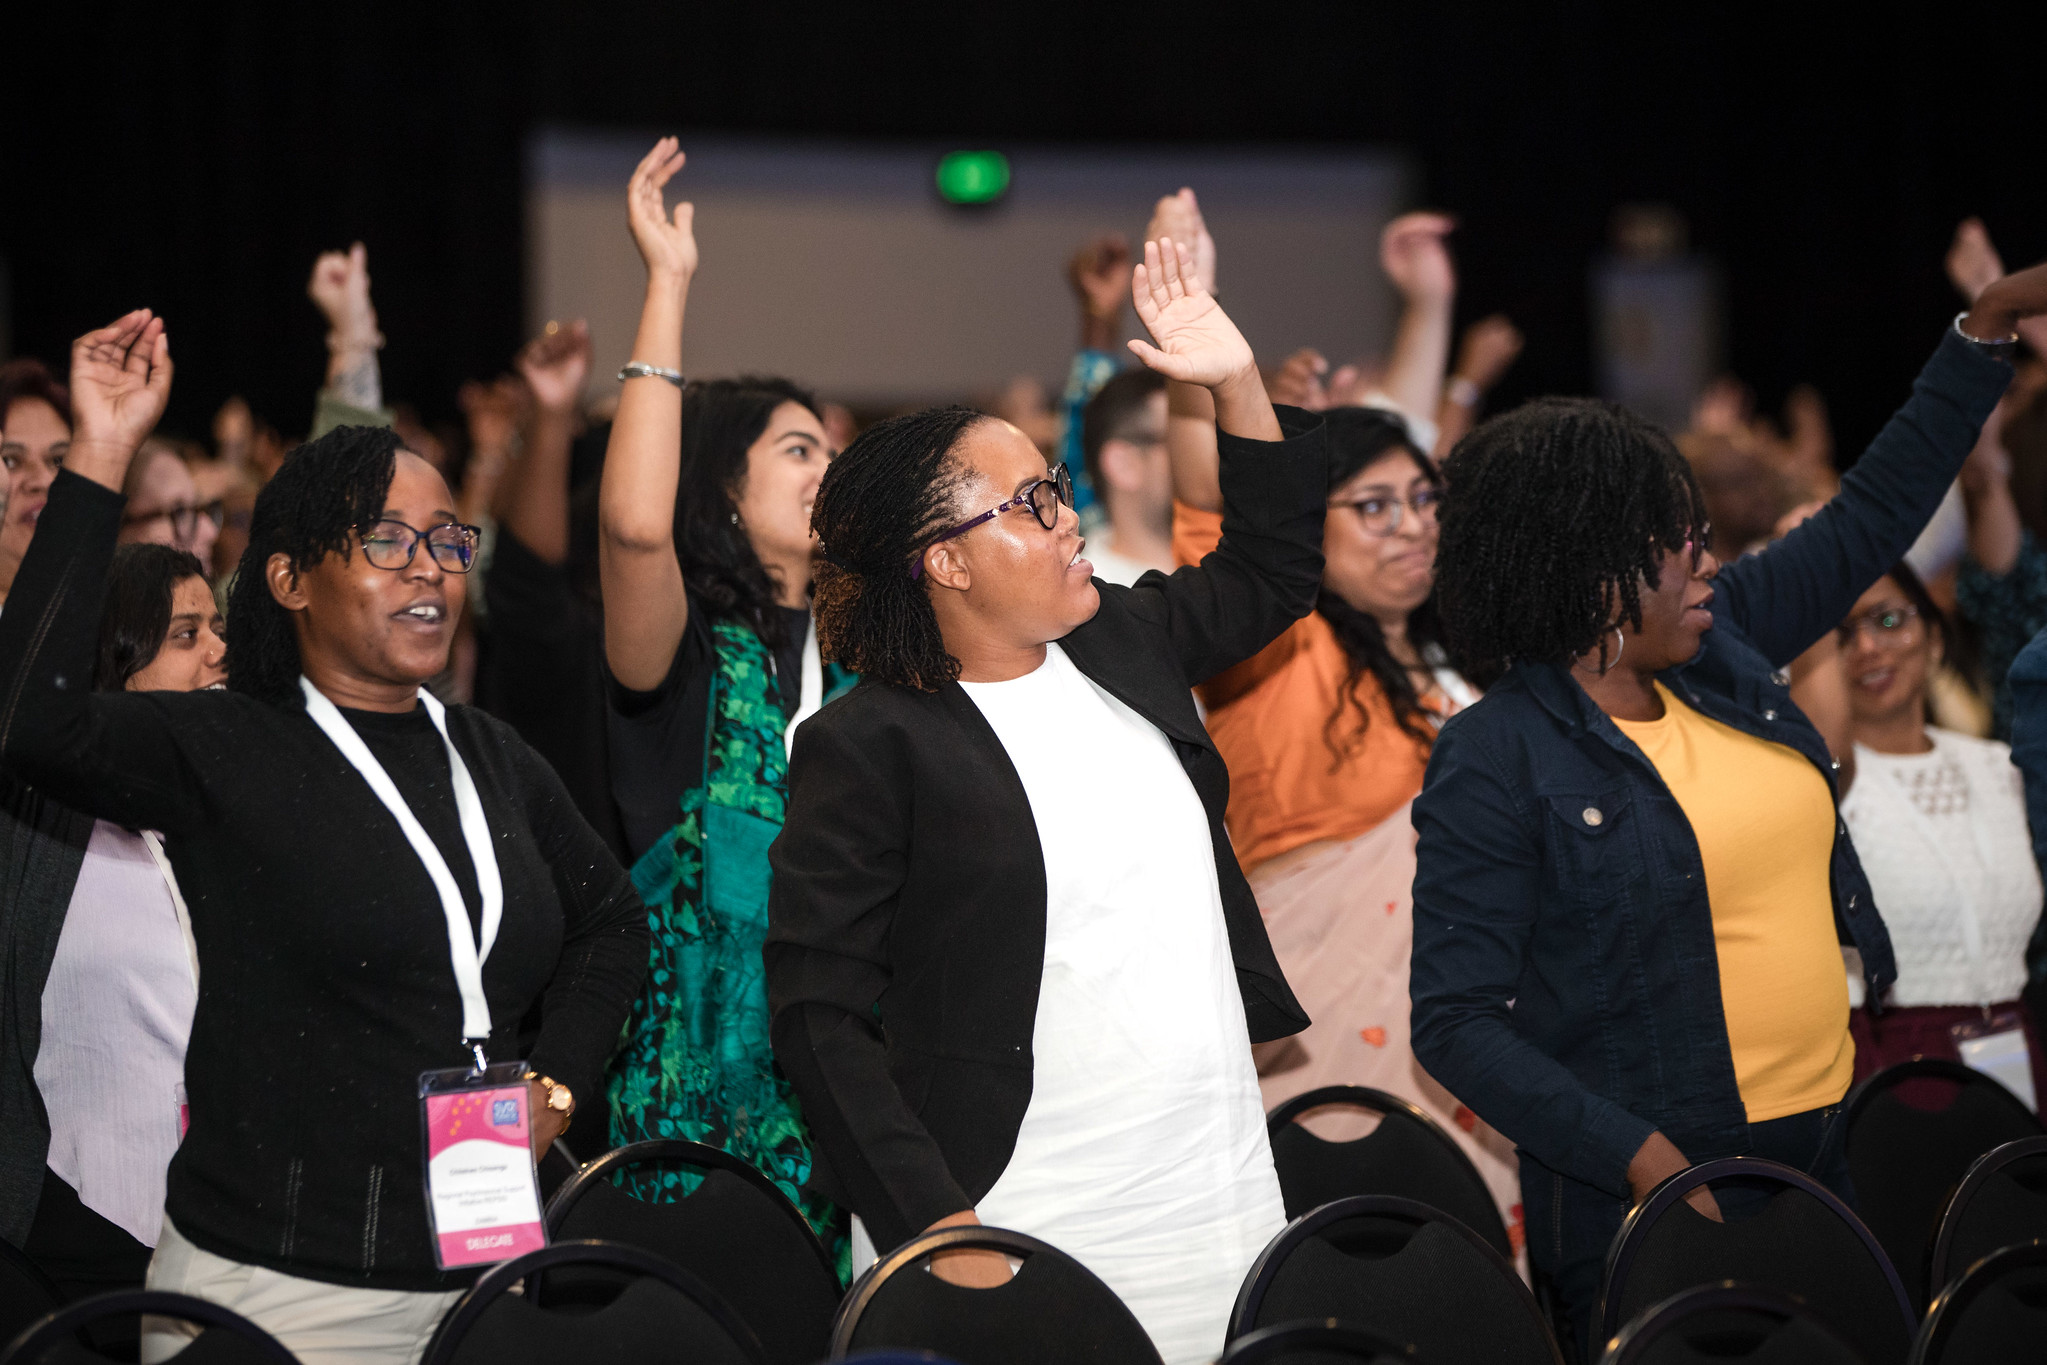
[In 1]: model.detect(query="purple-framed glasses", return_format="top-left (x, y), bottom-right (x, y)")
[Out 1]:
top-left (910, 464), bottom-right (1075, 579)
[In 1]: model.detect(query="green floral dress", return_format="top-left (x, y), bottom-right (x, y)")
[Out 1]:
top-left (606, 615), bottom-right (855, 1278)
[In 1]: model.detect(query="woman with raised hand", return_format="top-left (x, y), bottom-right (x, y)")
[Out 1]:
top-left (596, 138), bottom-right (851, 1252)
top-left (767, 239), bottom-right (1322, 1365)
top-left (0, 311), bottom-right (647, 1365)
top-left (1410, 262), bottom-right (2047, 1359)
top-left (2, 543), bottom-right (222, 1321)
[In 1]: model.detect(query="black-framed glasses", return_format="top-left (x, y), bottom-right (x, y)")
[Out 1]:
top-left (123, 500), bottom-right (225, 541)
top-left (910, 465), bottom-right (1074, 580)
top-left (1329, 486), bottom-right (1441, 536)
top-left (359, 519), bottom-right (482, 573)
top-left (1838, 603), bottom-right (1920, 644)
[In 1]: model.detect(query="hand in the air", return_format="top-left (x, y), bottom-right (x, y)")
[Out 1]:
top-left (1127, 238), bottom-right (1255, 389)
top-left (460, 376), bottom-right (526, 454)
top-left (1455, 315), bottom-right (1524, 391)
top-left (517, 320), bottom-right (593, 416)
top-left (71, 310), bottom-right (173, 456)
top-left (1381, 212), bottom-right (1457, 304)
top-left (1947, 218), bottom-right (2005, 305)
top-left (626, 137), bottom-right (698, 282)
top-left (308, 242), bottom-right (380, 345)
top-left (1965, 258), bottom-right (2047, 340)
top-left (1145, 188), bottom-right (1217, 296)
top-left (1068, 235), bottom-right (1132, 324)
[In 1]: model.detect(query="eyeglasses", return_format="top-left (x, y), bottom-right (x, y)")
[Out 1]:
top-left (1329, 486), bottom-right (1441, 536)
top-left (911, 465), bottom-right (1074, 580)
top-left (1837, 604), bottom-right (1920, 644)
top-left (359, 519), bottom-right (482, 573)
top-left (123, 500), bottom-right (225, 541)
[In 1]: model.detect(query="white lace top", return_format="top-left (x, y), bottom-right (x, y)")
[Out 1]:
top-left (1841, 728), bottom-right (2043, 1008)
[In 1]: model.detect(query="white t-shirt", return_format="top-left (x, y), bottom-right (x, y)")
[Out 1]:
top-left (958, 642), bottom-right (1284, 1365)
top-left (1842, 728), bottom-right (2043, 1008)
top-left (1084, 538), bottom-right (1165, 589)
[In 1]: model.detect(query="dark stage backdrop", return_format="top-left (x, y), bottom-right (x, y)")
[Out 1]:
top-left (4, 3), bottom-right (2040, 458)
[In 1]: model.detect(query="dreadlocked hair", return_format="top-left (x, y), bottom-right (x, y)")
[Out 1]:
top-left (1435, 397), bottom-right (1707, 686)
top-left (225, 424), bottom-right (402, 704)
top-left (810, 406), bottom-right (979, 690)
top-left (1316, 408), bottom-right (1447, 764)
top-left (676, 376), bottom-right (820, 649)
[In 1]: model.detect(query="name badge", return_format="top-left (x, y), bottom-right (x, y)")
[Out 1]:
top-left (419, 1063), bottom-right (548, 1269)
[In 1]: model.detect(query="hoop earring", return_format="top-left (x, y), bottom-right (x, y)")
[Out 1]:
top-left (730, 512), bottom-right (741, 527)
top-left (1601, 628), bottom-right (1626, 674)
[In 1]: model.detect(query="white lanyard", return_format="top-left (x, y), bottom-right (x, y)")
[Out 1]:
top-left (139, 830), bottom-right (199, 990)
top-left (299, 677), bottom-right (505, 1054)
top-left (785, 618), bottom-right (824, 760)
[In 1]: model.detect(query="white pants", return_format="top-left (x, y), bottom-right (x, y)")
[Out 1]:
top-left (143, 1217), bottom-right (464, 1365)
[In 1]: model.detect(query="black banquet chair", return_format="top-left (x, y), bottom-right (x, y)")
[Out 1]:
top-left (1265, 1086), bottom-right (1512, 1261)
top-left (1597, 1158), bottom-right (1913, 1365)
top-left (1217, 1320), bottom-right (1422, 1364)
top-left (1228, 1195), bottom-right (1561, 1365)
top-left (1909, 1239), bottom-right (2047, 1365)
top-left (420, 1238), bottom-right (767, 1365)
top-left (543, 1138), bottom-right (838, 1365)
top-left (0, 1237), bottom-right (62, 1351)
top-left (1843, 1059), bottom-right (2042, 1311)
top-left (830, 1223), bottom-right (1163, 1365)
top-left (1924, 1136), bottom-right (2047, 1304)
top-left (1597, 1282), bottom-right (1868, 1365)
top-left (0, 1290), bottom-right (298, 1365)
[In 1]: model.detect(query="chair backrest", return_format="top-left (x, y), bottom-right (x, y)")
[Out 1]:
top-left (831, 1224), bottom-right (1163, 1364)
top-left (1230, 1195), bottom-right (1561, 1365)
top-left (1925, 1137), bottom-right (2047, 1303)
top-left (1598, 1282), bottom-right (1869, 1365)
top-left (420, 1238), bottom-right (767, 1365)
top-left (0, 1237), bottom-right (62, 1349)
top-left (1265, 1087), bottom-right (1513, 1262)
top-left (1909, 1239), bottom-right (2047, 1365)
top-left (1217, 1319), bottom-right (1423, 1364)
top-left (1598, 1158), bottom-right (1914, 1365)
top-left (544, 1138), bottom-right (837, 1365)
top-left (1844, 1059), bottom-right (2043, 1310)
top-left (0, 1290), bottom-right (299, 1365)
top-left (837, 1353), bottom-right (967, 1364)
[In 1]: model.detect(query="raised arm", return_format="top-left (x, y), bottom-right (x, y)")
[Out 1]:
top-left (1434, 314), bottom-right (1523, 456)
top-left (598, 138), bottom-right (699, 691)
top-left (1145, 190), bottom-right (1228, 512)
top-left (1375, 212), bottom-right (1457, 429)
top-left (498, 320), bottom-right (591, 565)
top-left (307, 243), bottom-right (391, 438)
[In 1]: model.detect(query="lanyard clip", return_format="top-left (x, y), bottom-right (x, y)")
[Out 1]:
top-left (469, 1041), bottom-right (489, 1073)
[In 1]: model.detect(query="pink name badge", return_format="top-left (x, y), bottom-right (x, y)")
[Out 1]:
top-left (419, 1064), bottom-right (548, 1269)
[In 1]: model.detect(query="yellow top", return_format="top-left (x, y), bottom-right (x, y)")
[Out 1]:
top-left (1612, 682), bottom-right (1853, 1122)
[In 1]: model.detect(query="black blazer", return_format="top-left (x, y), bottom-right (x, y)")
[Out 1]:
top-left (766, 408), bottom-right (1326, 1252)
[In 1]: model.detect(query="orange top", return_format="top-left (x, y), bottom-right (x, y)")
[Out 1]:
top-left (1175, 502), bottom-right (1441, 873)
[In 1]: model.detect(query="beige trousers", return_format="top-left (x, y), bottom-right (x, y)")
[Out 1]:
top-left (142, 1217), bottom-right (464, 1365)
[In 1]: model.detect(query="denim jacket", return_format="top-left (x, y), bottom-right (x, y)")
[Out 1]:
top-left (1410, 327), bottom-right (2012, 1200)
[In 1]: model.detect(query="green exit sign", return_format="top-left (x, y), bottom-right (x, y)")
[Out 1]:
top-left (935, 150), bottom-right (1011, 205)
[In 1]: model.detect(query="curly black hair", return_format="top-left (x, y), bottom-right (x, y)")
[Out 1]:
top-left (675, 376), bottom-right (820, 649)
top-left (1315, 407), bottom-right (1446, 761)
top-left (1435, 397), bottom-right (1707, 684)
top-left (95, 543), bottom-right (208, 691)
top-left (810, 406), bottom-right (978, 690)
top-left (225, 424), bottom-right (403, 704)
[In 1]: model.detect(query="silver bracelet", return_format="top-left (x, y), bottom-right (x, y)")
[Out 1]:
top-left (618, 361), bottom-right (687, 388)
top-left (1952, 311), bottom-right (2019, 354)
top-left (1445, 375), bottom-right (1482, 410)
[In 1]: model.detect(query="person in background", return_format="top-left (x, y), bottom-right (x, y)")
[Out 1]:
top-left (1059, 232), bottom-right (1134, 513)
top-left (2, 544), bottom-right (221, 1336)
top-left (1161, 207), bottom-right (1519, 1247)
top-left (1804, 562), bottom-right (2046, 1102)
top-left (1077, 368), bottom-right (1173, 584)
top-left (308, 242), bottom-right (393, 438)
top-left (1412, 260), bottom-right (2046, 1361)
top-left (1433, 314), bottom-right (1525, 456)
top-left (770, 236), bottom-right (1318, 1365)
top-left (2006, 625), bottom-right (2047, 1024)
top-left (0, 310), bottom-right (647, 1365)
top-left (596, 139), bottom-right (850, 1255)
top-left (120, 439), bottom-right (222, 568)
top-left (1956, 355), bottom-right (2047, 739)
top-left (0, 358), bottom-right (72, 610)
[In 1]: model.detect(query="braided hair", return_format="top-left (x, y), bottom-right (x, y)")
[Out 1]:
top-left (810, 406), bottom-right (978, 690)
top-left (1316, 407), bottom-right (1446, 761)
top-left (1435, 397), bottom-right (1707, 685)
top-left (674, 376), bottom-right (819, 649)
top-left (225, 424), bottom-right (403, 704)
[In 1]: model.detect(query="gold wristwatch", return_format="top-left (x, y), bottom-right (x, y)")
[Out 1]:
top-left (525, 1072), bottom-right (575, 1131)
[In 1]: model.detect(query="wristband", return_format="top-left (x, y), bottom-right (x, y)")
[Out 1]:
top-left (1446, 375), bottom-right (1482, 410)
top-left (618, 362), bottom-right (687, 388)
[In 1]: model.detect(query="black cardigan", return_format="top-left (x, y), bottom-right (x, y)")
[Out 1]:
top-left (765, 408), bottom-right (1325, 1253)
top-left (0, 472), bottom-right (650, 1289)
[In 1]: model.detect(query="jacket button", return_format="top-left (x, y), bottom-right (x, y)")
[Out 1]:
top-left (1763, 709), bottom-right (1777, 721)
top-left (1582, 807), bottom-right (1604, 827)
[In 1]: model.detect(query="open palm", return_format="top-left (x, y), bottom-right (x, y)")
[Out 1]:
top-left (1127, 238), bottom-right (1253, 387)
top-left (626, 137), bottom-right (698, 279)
top-left (71, 310), bottom-right (172, 450)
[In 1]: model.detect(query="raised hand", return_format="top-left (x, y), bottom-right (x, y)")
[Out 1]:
top-left (1380, 212), bottom-right (1457, 304)
top-left (1455, 315), bottom-right (1524, 392)
top-left (460, 375), bottom-right (526, 455)
top-left (1964, 258), bottom-right (2047, 340)
top-left (1947, 218), bottom-right (2005, 305)
top-left (308, 242), bottom-right (381, 346)
top-left (66, 309), bottom-right (173, 489)
top-left (1068, 234), bottom-right (1131, 326)
top-left (516, 319), bottom-right (593, 416)
top-left (1269, 348), bottom-right (1332, 411)
top-left (1145, 188), bottom-right (1217, 295)
top-left (1128, 238), bottom-right (1254, 388)
top-left (626, 137), bottom-right (698, 282)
